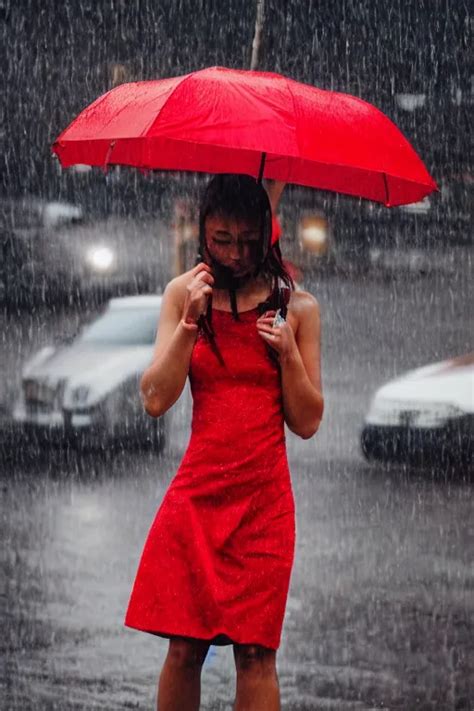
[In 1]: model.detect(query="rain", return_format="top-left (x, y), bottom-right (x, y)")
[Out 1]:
top-left (1, 1), bottom-right (472, 709)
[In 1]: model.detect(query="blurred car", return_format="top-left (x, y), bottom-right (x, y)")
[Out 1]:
top-left (11, 295), bottom-right (166, 451)
top-left (53, 215), bottom-right (171, 301)
top-left (361, 354), bottom-right (473, 468)
top-left (0, 197), bottom-right (171, 307)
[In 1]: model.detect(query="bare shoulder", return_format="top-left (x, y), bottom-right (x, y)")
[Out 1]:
top-left (288, 288), bottom-right (321, 321)
top-left (286, 289), bottom-right (320, 340)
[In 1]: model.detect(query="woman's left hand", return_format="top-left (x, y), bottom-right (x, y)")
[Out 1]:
top-left (256, 310), bottom-right (297, 361)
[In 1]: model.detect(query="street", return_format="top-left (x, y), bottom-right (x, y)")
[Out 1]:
top-left (1, 261), bottom-right (472, 710)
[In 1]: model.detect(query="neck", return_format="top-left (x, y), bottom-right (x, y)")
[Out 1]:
top-left (210, 271), bottom-right (275, 319)
top-left (216, 271), bottom-right (268, 289)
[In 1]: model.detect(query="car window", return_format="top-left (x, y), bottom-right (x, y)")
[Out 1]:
top-left (79, 308), bottom-right (160, 345)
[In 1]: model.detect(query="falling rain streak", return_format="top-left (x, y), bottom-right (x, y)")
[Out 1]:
top-left (1, 1), bottom-right (473, 709)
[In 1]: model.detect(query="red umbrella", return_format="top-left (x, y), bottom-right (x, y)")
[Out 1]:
top-left (53, 66), bottom-right (437, 207)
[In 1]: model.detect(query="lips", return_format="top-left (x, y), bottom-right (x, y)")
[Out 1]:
top-left (231, 263), bottom-right (249, 273)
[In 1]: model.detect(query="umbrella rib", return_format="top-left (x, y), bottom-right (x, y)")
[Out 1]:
top-left (285, 77), bottom-right (303, 173)
top-left (54, 88), bottom-right (116, 144)
top-left (142, 72), bottom-right (197, 138)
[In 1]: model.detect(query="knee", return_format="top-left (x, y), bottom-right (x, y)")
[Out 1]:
top-left (166, 637), bottom-right (210, 671)
top-left (234, 644), bottom-right (276, 677)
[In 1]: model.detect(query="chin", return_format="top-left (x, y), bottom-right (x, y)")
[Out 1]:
top-left (232, 266), bottom-right (252, 276)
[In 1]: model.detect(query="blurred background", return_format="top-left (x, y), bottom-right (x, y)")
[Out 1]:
top-left (1, 0), bottom-right (471, 301)
top-left (1, 1), bottom-right (472, 709)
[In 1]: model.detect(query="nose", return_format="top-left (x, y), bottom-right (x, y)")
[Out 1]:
top-left (229, 243), bottom-right (244, 261)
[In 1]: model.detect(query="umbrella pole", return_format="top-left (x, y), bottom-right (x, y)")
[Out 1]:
top-left (258, 152), bottom-right (266, 184)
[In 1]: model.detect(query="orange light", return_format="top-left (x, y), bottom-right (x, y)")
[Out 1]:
top-left (299, 215), bottom-right (329, 255)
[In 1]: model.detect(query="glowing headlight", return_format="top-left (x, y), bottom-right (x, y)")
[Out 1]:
top-left (86, 246), bottom-right (115, 272)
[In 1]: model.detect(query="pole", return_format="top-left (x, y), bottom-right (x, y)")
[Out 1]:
top-left (250, 0), bottom-right (265, 71)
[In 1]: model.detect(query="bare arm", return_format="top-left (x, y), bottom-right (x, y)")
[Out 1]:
top-left (264, 179), bottom-right (286, 213)
top-left (256, 293), bottom-right (324, 439)
top-left (280, 297), bottom-right (324, 438)
top-left (140, 264), bottom-right (214, 418)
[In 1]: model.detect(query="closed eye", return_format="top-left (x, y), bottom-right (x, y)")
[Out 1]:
top-left (212, 230), bottom-right (260, 244)
top-left (213, 238), bottom-right (259, 245)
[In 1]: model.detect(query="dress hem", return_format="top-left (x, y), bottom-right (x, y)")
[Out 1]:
top-left (123, 619), bottom-right (280, 650)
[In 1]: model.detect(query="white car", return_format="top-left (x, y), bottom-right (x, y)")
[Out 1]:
top-left (11, 295), bottom-right (165, 451)
top-left (361, 354), bottom-right (473, 468)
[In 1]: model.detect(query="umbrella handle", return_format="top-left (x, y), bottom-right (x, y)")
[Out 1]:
top-left (102, 140), bottom-right (116, 173)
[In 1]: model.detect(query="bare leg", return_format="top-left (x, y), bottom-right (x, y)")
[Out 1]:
top-left (157, 636), bottom-right (210, 711)
top-left (233, 644), bottom-right (280, 711)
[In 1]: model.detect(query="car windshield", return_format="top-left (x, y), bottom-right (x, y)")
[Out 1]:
top-left (79, 307), bottom-right (159, 346)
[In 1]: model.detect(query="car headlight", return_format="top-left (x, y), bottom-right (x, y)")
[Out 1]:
top-left (366, 398), bottom-right (465, 428)
top-left (85, 245), bottom-right (115, 272)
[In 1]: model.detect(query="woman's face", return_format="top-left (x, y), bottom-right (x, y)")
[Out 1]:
top-left (204, 213), bottom-right (261, 277)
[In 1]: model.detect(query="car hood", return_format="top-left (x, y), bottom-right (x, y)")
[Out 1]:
top-left (376, 356), bottom-right (474, 412)
top-left (23, 343), bottom-right (153, 404)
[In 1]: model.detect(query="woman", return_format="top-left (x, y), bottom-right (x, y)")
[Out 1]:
top-left (124, 174), bottom-right (324, 710)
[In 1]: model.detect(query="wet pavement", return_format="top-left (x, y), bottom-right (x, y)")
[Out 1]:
top-left (1, 258), bottom-right (473, 710)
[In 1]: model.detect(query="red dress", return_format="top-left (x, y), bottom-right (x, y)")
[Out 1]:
top-left (124, 301), bottom-right (296, 650)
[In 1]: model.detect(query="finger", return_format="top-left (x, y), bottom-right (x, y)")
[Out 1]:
top-left (257, 311), bottom-right (276, 321)
top-left (190, 273), bottom-right (214, 290)
top-left (258, 317), bottom-right (279, 325)
top-left (194, 266), bottom-right (214, 280)
top-left (196, 272), bottom-right (215, 285)
top-left (258, 330), bottom-right (279, 343)
top-left (257, 325), bottom-right (279, 336)
top-left (258, 321), bottom-right (283, 331)
top-left (194, 261), bottom-right (212, 270)
top-left (194, 262), bottom-right (213, 275)
top-left (190, 284), bottom-right (212, 301)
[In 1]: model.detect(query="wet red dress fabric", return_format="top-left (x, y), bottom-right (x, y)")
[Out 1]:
top-left (124, 306), bottom-right (296, 650)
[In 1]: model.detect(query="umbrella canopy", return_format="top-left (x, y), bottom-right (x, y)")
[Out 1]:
top-left (53, 66), bottom-right (437, 207)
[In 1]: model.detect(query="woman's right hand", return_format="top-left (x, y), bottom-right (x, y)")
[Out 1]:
top-left (182, 263), bottom-right (214, 324)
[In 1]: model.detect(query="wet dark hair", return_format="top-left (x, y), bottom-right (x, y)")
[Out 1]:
top-left (197, 174), bottom-right (294, 308)
top-left (196, 174), bottom-right (295, 364)
top-left (198, 173), bottom-right (272, 274)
